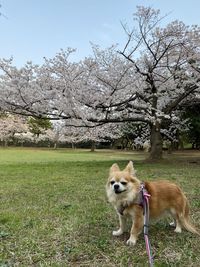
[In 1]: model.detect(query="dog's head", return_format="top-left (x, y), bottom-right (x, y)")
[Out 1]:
top-left (106, 161), bottom-right (140, 201)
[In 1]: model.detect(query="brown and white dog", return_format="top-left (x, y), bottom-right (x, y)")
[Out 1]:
top-left (106, 161), bottom-right (200, 246)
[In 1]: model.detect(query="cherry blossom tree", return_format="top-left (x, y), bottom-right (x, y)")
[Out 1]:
top-left (118, 122), bottom-right (150, 150)
top-left (117, 7), bottom-right (200, 158)
top-left (0, 7), bottom-right (200, 159)
top-left (0, 114), bottom-right (28, 146)
top-left (43, 121), bottom-right (68, 149)
top-left (79, 7), bottom-right (200, 159)
top-left (14, 131), bottom-right (34, 146)
top-left (62, 123), bottom-right (122, 151)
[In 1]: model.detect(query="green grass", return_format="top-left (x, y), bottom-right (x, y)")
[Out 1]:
top-left (0, 148), bottom-right (200, 267)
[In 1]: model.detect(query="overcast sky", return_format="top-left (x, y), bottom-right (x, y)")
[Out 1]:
top-left (0, 0), bottom-right (200, 67)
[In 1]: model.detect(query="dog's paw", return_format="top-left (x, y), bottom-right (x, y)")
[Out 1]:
top-left (126, 237), bottom-right (136, 246)
top-left (112, 229), bottom-right (123, 236)
top-left (174, 227), bottom-right (182, 233)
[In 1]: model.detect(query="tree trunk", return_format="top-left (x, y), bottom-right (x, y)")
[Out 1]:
top-left (71, 142), bottom-right (77, 149)
top-left (149, 124), bottom-right (163, 160)
top-left (91, 141), bottom-right (96, 152)
top-left (4, 140), bottom-right (8, 147)
top-left (54, 142), bottom-right (57, 149)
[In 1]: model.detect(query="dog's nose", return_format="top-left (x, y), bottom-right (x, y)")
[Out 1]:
top-left (114, 184), bottom-right (119, 190)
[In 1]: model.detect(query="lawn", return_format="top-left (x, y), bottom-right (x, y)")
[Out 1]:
top-left (0, 148), bottom-right (200, 267)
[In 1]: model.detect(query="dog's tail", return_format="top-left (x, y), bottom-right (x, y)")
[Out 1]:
top-left (181, 199), bottom-right (200, 236)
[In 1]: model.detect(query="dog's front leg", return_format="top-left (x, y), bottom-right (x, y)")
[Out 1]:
top-left (127, 209), bottom-right (143, 246)
top-left (113, 213), bottom-right (126, 236)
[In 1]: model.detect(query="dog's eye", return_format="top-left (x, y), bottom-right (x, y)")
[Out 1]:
top-left (110, 181), bottom-right (115, 185)
top-left (121, 182), bottom-right (127, 185)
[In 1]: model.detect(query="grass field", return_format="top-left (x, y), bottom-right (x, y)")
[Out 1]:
top-left (1, 148), bottom-right (200, 267)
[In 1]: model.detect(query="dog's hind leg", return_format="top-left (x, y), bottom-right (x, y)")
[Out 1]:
top-left (171, 196), bottom-right (199, 235)
top-left (170, 208), bottom-right (182, 233)
top-left (174, 219), bottom-right (182, 233)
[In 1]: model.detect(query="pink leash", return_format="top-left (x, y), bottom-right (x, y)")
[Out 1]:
top-left (141, 184), bottom-right (154, 267)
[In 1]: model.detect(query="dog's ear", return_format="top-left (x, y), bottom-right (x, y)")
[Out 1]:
top-left (124, 161), bottom-right (135, 175)
top-left (109, 163), bottom-right (120, 174)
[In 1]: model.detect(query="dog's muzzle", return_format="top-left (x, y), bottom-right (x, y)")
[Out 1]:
top-left (114, 184), bottom-right (126, 194)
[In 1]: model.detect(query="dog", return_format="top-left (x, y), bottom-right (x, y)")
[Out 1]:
top-left (106, 161), bottom-right (200, 246)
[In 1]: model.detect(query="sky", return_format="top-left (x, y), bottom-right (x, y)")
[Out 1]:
top-left (0, 0), bottom-right (200, 67)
